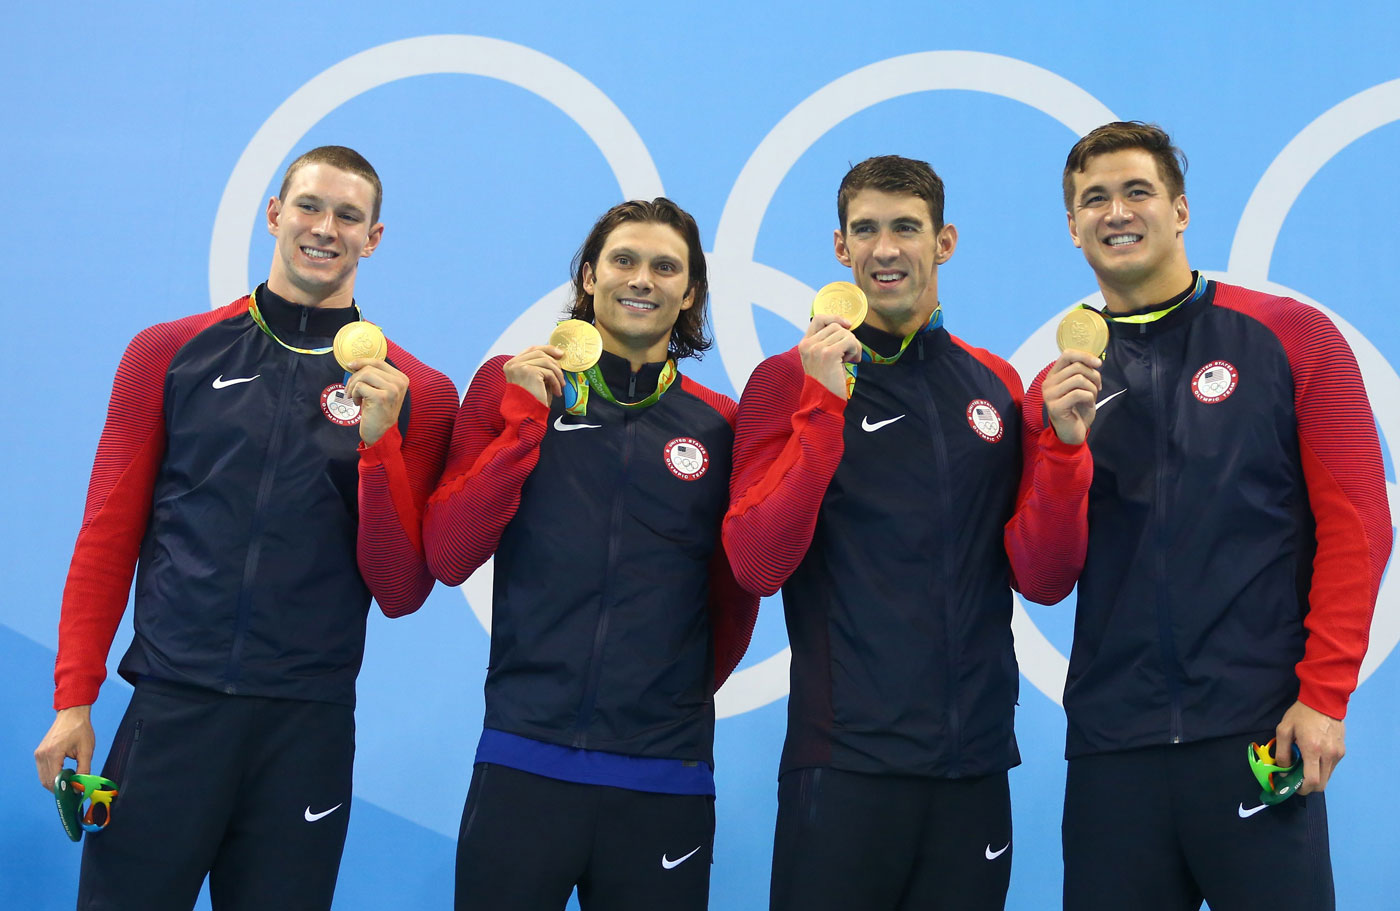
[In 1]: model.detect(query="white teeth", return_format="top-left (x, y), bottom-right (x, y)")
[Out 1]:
top-left (1106, 235), bottom-right (1141, 246)
top-left (875, 272), bottom-right (902, 281)
top-left (303, 247), bottom-right (335, 259)
top-left (622, 299), bottom-right (658, 310)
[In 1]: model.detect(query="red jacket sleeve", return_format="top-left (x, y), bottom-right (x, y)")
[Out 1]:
top-left (356, 342), bottom-right (458, 618)
top-left (708, 544), bottom-right (758, 690)
top-left (423, 356), bottom-right (549, 585)
top-left (1003, 361), bottom-right (1095, 605)
top-left (677, 375), bottom-right (760, 690)
top-left (722, 351), bottom-right (848, 597)
top-left (1218, 289), bottom-right (1392, 718)
top-left (54, 302), bottom-right (246, 710)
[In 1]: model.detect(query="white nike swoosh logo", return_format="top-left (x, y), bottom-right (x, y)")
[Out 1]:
top-left (553, 415), bottom-right (602, 432)
top-left (861, 414), bottom-right (906, 432)
top-left (985, 842), bottom-right (1010, 860)
top-left (1238, 803), bottom-right (1268, 818)
top-left (212, 374), bottom-right (261, 389)
top-left (661, 845), bottom-right (702, 869)
top-left (304, 803), bottom-right (343, 822)
top-left (1094, 389), bottom-right (1126, 411)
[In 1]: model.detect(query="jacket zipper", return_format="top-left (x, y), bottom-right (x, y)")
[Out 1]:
top-left (572, 410), bottom-right (636, 746)
top-left (224, 314), bottom-right (307, 691)
top-left (1148, 344), bottom-right (1185, 742)
top-left (914, 355), bottom-right (962, 772)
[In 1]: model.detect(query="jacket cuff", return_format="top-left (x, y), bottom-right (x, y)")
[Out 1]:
top-left (357, 423), bottom-right (403, 465)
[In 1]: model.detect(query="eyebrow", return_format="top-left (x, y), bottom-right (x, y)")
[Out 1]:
top-left (1079, 177), bottom-right (1156, 202)
top-left (849, 215), bottom-right (924, 229)
top-left (293, 193), bottom-right (366, 217)
top-left (609, 246), bottom-right (681, 264)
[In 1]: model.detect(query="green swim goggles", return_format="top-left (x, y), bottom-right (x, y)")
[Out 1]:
top-left (1247, 738), bottom-right (1303, 806)
top-left (53, 768), bottom-right (119, 842)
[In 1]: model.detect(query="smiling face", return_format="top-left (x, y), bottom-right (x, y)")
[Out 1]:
top-left (265, 162), bottom-right (383, 309)
top-left (1067, 147), bottom-right (1191, 311)
top-left (834, 188), bottom-right (957, 336)
top-left (581, 220), bottom-right (695, 366)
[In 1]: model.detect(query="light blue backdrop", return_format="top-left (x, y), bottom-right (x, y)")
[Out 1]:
top-left (4, 3), bottom-right (1397, 908)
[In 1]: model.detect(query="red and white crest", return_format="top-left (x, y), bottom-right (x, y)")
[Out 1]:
top-left (966, 399), bottom-right (1004, 443)
top-left (1191, 361), bottom-right (1239, 404)
top-left (321, 384), bottom-right (362, 426)
top-left (664, 437), bottom-right (709, 480)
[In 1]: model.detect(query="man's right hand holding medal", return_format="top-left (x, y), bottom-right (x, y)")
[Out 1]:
top-left (503, 345), bottom-right (568, 407)
top-left (800, 313), bottom-right (862, 399)
top-left (1041, 350), bottom-right (1103, 446)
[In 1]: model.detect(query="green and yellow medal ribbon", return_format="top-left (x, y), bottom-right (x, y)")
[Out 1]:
top-left (563, 359), bottom-right (678, 416)
top-left (1092, 272), bottom-right (1207, 326)
top-left (246, 287), bottom-right (363, 357)
top-left (841, 305), bottom-right (943, 398)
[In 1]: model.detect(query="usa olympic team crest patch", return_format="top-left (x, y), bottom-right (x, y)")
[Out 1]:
top-left (1191, 361), bottom-right (1239, 404)
top-left (664, 437), bottom-right (709, 480)
top-left (320, 384), bottom-right (362, 426)
top-left (966, 399), bottom-right (1004, 443)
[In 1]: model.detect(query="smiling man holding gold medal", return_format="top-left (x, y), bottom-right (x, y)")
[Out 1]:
top-left (32, 146), bottom-right (457, 910)
top-left (725, 155), bottom-right (1032, 910)
top-left (424, 198), bottom-right (757, 911)
top-left (1009, 122), bottom-right (1391, 910)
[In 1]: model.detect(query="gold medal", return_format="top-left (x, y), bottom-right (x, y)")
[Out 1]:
top-left (1056, 308), bottom-right (1109, 358)
top-left (549, 319), bottom-right (604, 373)
top-left (333, 321), bottom-right (388, 370)
top-left (811, 281), bottom-right (868, 329)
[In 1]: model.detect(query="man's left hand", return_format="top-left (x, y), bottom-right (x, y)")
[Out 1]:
top-left (345, 359), bottom-right (409, 446)
top-left (1275, 700), bottom-right (1345, 795)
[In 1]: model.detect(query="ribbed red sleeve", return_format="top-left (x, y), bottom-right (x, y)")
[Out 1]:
top-left (951, 334), bottom-right (1027, 407)
top-left (357, 341), bottom-right (458, 618)
top-left (679, 376), bottom-right (759, 690)
top-left (54, 299), bottom-right (249, 709)
top-left (1003, 361), bottom-right (1095, 605)
top-left (723, 351), bottom-right (847, 597)
top-left (1216, 287), bottom-right (1392, 718)
top-left (423, 356), bottom-right (549, 585)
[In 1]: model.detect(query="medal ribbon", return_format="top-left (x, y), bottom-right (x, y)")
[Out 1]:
top-left (1093, 272), bottom-right (1207, 326)
top-left (564, 359), bottom-right (678, 416)
top-left (246, 287), bottom-right (363, 357)
top-left (840, 305), bottom-right (943, 398)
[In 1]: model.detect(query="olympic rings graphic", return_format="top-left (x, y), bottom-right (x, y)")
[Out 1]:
top-left (214, 40), bottom-right (1399, 717)
top-left (208, 35), bottom-right (664, 310)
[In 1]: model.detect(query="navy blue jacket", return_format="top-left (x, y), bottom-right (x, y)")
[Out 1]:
top-left (55, 287), bottom-right (455, 709)
top-left (426, 351), bottom-right (758, 764)
top-left (1016, 281), bottom-right (1390, 758)
top-left (727, 324), bottom-right (1024, 778)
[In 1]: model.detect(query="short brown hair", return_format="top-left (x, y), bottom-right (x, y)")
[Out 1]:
top-left (568, 198), bottom-right (712, 361)
top-left (1062, 122), bottom-right (1187, 211)
top-left (278, 146), bottom-right (383, 223)
top-left (837, 155), bottom-right (945, 232)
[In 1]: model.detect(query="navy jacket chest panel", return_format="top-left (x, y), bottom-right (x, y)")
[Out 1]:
top-left (827, 349), bottom-right (1020, 545)
top-left (123, 314), bottom-right (376, 703)
top-left (1088, 307), bottom-right (1301, 527)
top-left (1061, 304), bottom-right (1317, 755)
top-left (487, 387), bottom-right (729, 753)
top-left (161, 318), bottom-right (365, 516)
top-left (510, 390), bottom-right (733, 567)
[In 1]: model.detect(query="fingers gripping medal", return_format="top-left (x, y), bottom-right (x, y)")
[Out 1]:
top-left (549, 319), bottom-right (604, 373)
top-left (811, 281), bottom-right (868, 329)
top-left (332, 321), bottom-right (388, 371)
top-left (1056, 308), bottom-right (1110, 359)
